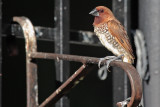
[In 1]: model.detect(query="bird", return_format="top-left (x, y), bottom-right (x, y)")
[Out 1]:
top-left (89, 6), bottom-right (134, 69)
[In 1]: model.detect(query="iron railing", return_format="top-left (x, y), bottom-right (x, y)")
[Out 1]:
top-left (13, 16), bottom-right (142, 107)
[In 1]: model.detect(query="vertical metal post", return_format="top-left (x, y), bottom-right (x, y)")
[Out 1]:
top-left (0, 0), bottom-right (2, 106)
top-left (26, 61), bottom-right (38, 107)
top-left (54, 0), bottom-right (70, 107)
top-left (112, 0), bottom-right (131, 106)
top-left (13, 17), bottom-right (39, 107)
top-left (139, 0), bottom-right (160, 107)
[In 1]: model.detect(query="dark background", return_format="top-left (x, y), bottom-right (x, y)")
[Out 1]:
top-left (2, 0), bottom-right (138, 107)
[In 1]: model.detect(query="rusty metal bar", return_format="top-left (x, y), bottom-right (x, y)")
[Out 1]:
top-left (114, 63), bottom-right (142, 107)
top-left (39, 64), bottom-right (95, 107)
top-left (13, 17), bottom-right (39, 107)
top-left (31, 52), bottom-right (142, 107)
top-left (31, 52), bottom-right (100, 65)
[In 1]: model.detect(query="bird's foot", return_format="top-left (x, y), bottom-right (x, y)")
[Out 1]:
top-left (117, 97), bottom-right (130, 107)
top-left (98, 55), bottom-right (124, 69)
top-left (98, 55), bottom-right (123, 80)
top-left (117, 97), bottom-right (143, 107)
top-left (105, 54), bottom-right (124, 70)
top-left (98, 56), bottom-right (116, 68)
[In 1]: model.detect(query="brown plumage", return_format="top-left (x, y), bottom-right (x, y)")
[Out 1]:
top-left (90, 6), bottom-right (134, 64)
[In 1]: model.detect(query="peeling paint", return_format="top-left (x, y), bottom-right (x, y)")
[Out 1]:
top-left (56, 89), bottom-right (62, 94)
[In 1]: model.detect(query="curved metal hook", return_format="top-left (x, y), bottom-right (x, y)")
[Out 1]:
top-left (13, 16), bottom-right (38, 107)
top-left (31, 52), bottom-right (143, 107)
top-left (110, 62), bottom-right (142, 107)
top-left (13, 16), bottom-right (37, 53)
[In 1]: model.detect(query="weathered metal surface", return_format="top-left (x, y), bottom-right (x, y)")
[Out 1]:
top-left (13, 16), bottom-right (38, 107)
top-left (54, 0), bottom-right (70, 81)
top-left (54, 0), bottom-right (70, 106)
top-left (31, 52), bottom-right (142, 107)
top-left (13, 17), bottom-right (37, 53)
top-left (39, 64), bottom-right (95, 107)
top-left (3, 24), bottom-right (101, 46)
top-left (27, 62), bottom-right (38, 107)
top-left (31, 52), bottom-right (100, 64)
top-left (10, 24), bottom-right (56, 40)
top-left (114, 63), bottom-right (142, 107)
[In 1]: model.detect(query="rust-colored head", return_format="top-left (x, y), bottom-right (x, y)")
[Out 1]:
top-left (89, 6), bottom-right (115, 26)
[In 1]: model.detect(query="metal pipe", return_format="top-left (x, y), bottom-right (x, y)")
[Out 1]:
top-left (31, 52), bottom-right (101, 65)
top-left (139, 0), bottom-right (160, 107)
top-left (54, 0), bottom-right (70, 106)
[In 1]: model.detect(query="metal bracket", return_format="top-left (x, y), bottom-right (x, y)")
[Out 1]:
top-left (13, 16), bottom-right (142, 107)
top-left (31, 52), bottom-right (143, 107)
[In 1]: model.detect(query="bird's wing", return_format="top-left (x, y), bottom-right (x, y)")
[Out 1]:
top-left (107, 20), bottom-right (134, 58)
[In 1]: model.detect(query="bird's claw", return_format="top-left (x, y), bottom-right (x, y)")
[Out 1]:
top-left (118, 97), bottom-right (130, 107)
top-left (98, 58), bottom-right (104, 68)
top-left (98, 55), bottom-right (124, 80)
top-left (106, 60), bottom-right (111, 70)
top-left (118, 97), bottom-right (142, 107)
top-left (106, 55), bottom-right (123, 70)
top-left (98, 55), bottom-right (124, 69)
top-left (98, 56), bottom-right (117, 68)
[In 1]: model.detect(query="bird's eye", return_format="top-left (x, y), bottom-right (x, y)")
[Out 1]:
top-left (99, 9), bottom-right (104, 13)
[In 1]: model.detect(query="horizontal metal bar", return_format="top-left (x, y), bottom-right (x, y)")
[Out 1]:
top-left (70, 30), bottom-right (100, 45)
top-left (30, 52), bottom-right (142, 107)
top-left (3, 24), bottom-right (100, 45)
top-left (30, 52), bottom-right (100, 65)
top-left (11, 24), bottom-right (56, 40)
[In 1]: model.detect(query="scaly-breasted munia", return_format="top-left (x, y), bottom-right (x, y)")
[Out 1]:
top-left (89, 6), bottom-right (134, 67)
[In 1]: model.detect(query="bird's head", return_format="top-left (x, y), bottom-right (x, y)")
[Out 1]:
top-left (89, 6), bottom-right (115, 26)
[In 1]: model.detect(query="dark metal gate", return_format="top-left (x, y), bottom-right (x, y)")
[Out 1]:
top-left (1, 0), bottom-right (143, 107)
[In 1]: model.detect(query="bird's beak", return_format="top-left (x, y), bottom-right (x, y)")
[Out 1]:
top-left (89, 8), bottom-right (99, 16)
